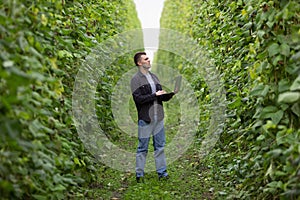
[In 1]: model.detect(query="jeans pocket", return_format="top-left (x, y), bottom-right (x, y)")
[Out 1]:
top-left (138, 120), bottom-right (149, 127)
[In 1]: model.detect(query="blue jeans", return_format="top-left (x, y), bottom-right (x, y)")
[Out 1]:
top-left (136, 119), bottom-right (168, 178)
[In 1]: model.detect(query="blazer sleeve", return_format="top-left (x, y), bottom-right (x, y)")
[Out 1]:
top-left (158, 92), bottom-right (175, 102)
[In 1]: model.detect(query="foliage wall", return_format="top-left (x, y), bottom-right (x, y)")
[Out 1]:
top-left (0, 0), bottom-right (142, 199)
top-left (158, 0), bottom-right (300, 199)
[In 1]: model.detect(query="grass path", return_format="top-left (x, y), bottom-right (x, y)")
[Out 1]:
top-left (87, 95), bottom-right (224, 199)
top-left (86, 141), bottom-right (225, 200)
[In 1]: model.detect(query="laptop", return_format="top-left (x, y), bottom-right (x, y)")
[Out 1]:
top-left (173, 75), bottom-right (182, 94)
top-left (161, 75), bottom-right (182, 97)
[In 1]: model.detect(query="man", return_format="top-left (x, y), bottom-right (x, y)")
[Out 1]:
top-left (130, 52), bottom-right (175, 183)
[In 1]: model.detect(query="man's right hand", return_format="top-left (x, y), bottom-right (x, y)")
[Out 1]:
top-left (155, 90), bottom-right (166, 96)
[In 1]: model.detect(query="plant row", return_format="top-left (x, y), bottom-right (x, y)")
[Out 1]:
top-left (0, 0), bottom-right (141, 199)
top-left (157, 0), bottom-right (299, 199)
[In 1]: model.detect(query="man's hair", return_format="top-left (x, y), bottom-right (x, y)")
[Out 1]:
top-left (134, 51), bottom-right (146, 66)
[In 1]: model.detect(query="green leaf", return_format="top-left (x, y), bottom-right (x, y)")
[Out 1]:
top-left (290, 75), bottom-right (300, 91)
top-left (276, 127), bottom-right (289, 145)
top-left (32, 195), bottom-right (48, 200)
top-left (257, 61), bottom-right (268, 73)
top-left (272, 55), bottom-right (283, 66)
top-left (228, 97), bottom-right (242, 109)
top-left (290, 51), bottom-right (300, 61)
top-left (266, 181), bottom-right (283, 189)
top-left (271, 110), bottom-right (284, 125)
top-left (291, 103), bottom-right (300, 117)
top-left (265, 163), bottom-right (274, 178)
top-left (278, 92), bottom-right (300, 103)
top-left (250, 84), bottom-right (270, 97)
top-left (286, 63), bottom-right (299, 74)
top-left (257, 134), bottom-right (266, 141)
top-left (261, 106), bottom-right (278, 113)
top-left (74, 157), bottom-right (81, 166)
top-left (267, 149), bottom-right (283, 157)
top-left (51, 184), bottom-right (66, 191)
top-left (258, 106), bottom-right (283, 124)
top-left (263, 120), bottom-right (277, 131)
top-left (274, 171), bottom-right (287, 177)
top-left (257, 30), bottom-right (265, 39)
top-left (266, 21), bottom-right (275, 28)
top-left (278, 79), bottom-right (290, 93)
top-left (268, 43), bottom-right (280, 57)
top-left (58, 50), bottom-right (73, 58)
top-left (3, 60), bottom-right (14, 68)
top-left (280, 43), bottom-right (290, 56)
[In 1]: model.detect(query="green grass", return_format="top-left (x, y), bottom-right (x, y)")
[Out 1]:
top-left (122, 148), bottom-right (217, 200)
top-left (85, 141), bottom-right (226, 200)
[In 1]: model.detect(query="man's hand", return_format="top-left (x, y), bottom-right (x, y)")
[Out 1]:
top-left (155, 90), bottom-right (166, 96)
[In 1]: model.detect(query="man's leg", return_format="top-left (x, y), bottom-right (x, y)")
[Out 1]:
top-left (136, 120), bottom-right (151, 179)
top-left (153, 120), bottom-right (168, 178)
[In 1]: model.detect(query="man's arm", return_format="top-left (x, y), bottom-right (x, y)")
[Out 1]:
top-left (132, 88), bottom-right (157, 104)
top-left (158, 92), bottom-right (175, 102)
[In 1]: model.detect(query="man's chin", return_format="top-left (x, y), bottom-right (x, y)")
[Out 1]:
top-left (143, 65), bottom-right (151, 70)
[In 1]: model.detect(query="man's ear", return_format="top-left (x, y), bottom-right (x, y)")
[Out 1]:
top-left (137, 60), bottom-right (142, 66)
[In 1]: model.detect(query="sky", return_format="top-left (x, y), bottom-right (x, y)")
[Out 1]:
top-left (133, 0), bottom-right (166, 61)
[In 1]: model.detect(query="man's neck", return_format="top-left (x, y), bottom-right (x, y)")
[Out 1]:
top-left (139, 66), bottom-right (150, 75)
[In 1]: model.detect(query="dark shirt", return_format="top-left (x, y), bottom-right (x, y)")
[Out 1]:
top-left (131, 70), bottom-right (174, 123)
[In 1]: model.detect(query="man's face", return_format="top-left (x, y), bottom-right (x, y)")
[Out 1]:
top-left (139, 55), bottom-right (151, 69)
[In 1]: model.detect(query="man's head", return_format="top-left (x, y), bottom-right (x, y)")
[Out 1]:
top-left (134, 52), bottom-right (151, 69)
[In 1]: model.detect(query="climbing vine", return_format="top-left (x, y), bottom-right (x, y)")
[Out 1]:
top-left (158, 0), bottom-right (300, 199)
top-left (0, 0), bottom-right (141, 199)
